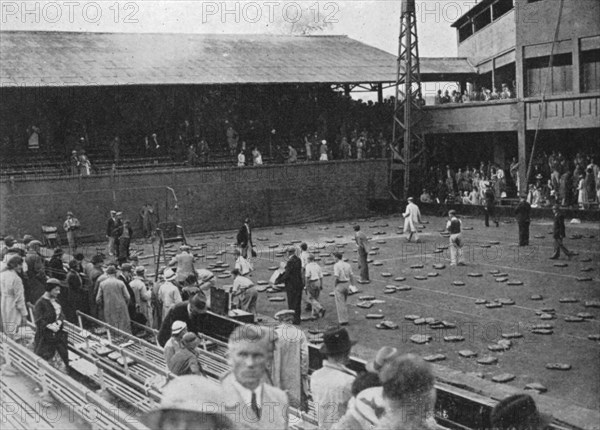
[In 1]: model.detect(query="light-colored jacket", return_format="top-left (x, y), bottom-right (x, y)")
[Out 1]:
top-left (402, 202), bottom-right (422, 232)
top-left (0, 269), bottom-right (28, 338)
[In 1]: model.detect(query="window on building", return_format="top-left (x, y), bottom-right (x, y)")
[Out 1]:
top-left (493, 0), bottom-right (513, 20)
top-left (582, 49), bottom-right (600, 93)
top-left (458, 22), bottom-right (473, 42)
top-left (526, 54), bottom-right (573, 96)
top-left (473, 9), bottom-right (492, 32)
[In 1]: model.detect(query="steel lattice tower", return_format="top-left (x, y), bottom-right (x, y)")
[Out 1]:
top-left (390, 0), bottom-right (424, 200)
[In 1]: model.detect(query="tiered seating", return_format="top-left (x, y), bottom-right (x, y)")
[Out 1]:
top-left (0, 336), bottom-right (149, 430)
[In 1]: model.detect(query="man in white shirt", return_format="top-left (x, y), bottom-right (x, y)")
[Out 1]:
top-left (233, 249), bottom-right (253, 276)
top-left (311, 327), bottom-right (357, 429)
top-left (446, 210), bottom-right (466, 266)
top-left (158, 268), bottom-right (182, 321)
top-left (168, 245), bottom-right (195, 284)
top-left (231, 269), bottom-right (257, 316)
top-left (402, 197), bottom-right (423, 243)
top-left (221, 325), bottom-right (289, 430)
top-left (333, 252), bottom-right (355, 326)
top-left (304, 253), bottom-right (324, 319)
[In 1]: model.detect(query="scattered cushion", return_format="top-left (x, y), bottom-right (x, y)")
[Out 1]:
top-left (531, 329), bottom-right (553, 335)
top-left (410, 334), bottom-right (431, 344)
top-left (444, 335), bottom-right (465, 342)
top-left (475, 299), bottom-right (487, 305)
top-left (501, 332), bottom-right (522, 339)
top-left (477, 356), bottom-right (498, 365)
top-left (492, 373), bottom-right (515, 383)
top-left (410, 264), bottom-right (424, 269)
top-left (524, 383), bottom-right (547, 393)
top-left (366, 314), bottom-right (384, 319)
top-left (394, 276), bottom-right (406, 282)
top-left (458, 350), bottom-right (477, 358)
top-left (433, 264), bottom-right (446, 269)
top-left (356, 302), bottom-right (374, 309)
top-left (507, 281), bottom-right (523, 286)
top-left (381, 272), bottom-right (392, 277)
top-left (530, 295), bottom-right (543, 300)
top-left (559, 297), bottom-right (578, 303)
top-left (468, 273), bottom-right (483, 277)
top-left (268, 296), bottom-right (285, 302)
top-left (452, 281), bottom-right (465, 286)
top-left (564, 316), bottom-right (585, 322)
top-left (414, 275), bottom-right (428, 280)
top-left (396, 286), bottom-right (412, 291)
top-left (423, 354), bottom-right (446, 362)
top-left (545, 363), bottom-right (571, 370)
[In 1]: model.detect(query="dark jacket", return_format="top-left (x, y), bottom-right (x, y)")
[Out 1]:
top-left (236, 223), bottom-right (252, 247)
top-left (47, 256), bottom-right (67, 280)
top-left (157, 301), bottom-right (206, 346)
top-left (278, 255), bottom-right (303, 292)
top-left (484, 188), bottom-right (495, 207)
top-left (33, 296), bottom-right (68, 360)
top-left (107, 217), bottom-right (123, 238)
top-left (515, 200), bottom-right (531, 224)
top-left (553, 212), bottom-right (566, 239)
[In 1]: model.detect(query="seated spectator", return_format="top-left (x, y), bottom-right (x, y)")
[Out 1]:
top-left (142, 375), bottom-right (234, 429)
top-left (288, 144), bottom-right (298, 163)
top-left (163, 320), bottom-right (187, 364)
top-left (490, 87), bottom-right (500, 100)
top-left (442, 90), bottom-right (451, 104)
top-left (461, 191), bottom-right (472, 205)
top-left (230, 268), bottom-right (258, 316)
top-left (237, 149), bottom-right (246, 167)
top-left (168, 332), bottom-right (206, 376)
top-left (419, 189), bottom-right (432, 203)
top-left (434, 90), bottom-right (443, 105)
top-left (501, 83), bottom-right (513, 99)
top-left (332, 372), bottom-right (383, 430)
top-left (490, 393), bottom-right (551, 430)
top-left (461, 91), bottom-right (471, 103)
top-left (252, 147), bottom-right (263, 165)
top-left (375, 354), bottom-right (436, 430)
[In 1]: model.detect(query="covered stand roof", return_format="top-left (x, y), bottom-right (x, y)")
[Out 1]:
top-left (0, 31), bottom-right (476, 87)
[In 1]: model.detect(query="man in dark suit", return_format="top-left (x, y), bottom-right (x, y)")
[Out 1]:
top-left (514, 194), bottom-right (531, 246)
top-left (157, 294), bottom-right (207, 346)
top-left (106, 210), bottom-right (123, 257)
top-left (277, 247), bottom-right (303, 325)
top-left (484, 183), bottom-right (499, 227)
top-left (236, 217), bottom-right (253, 258)
top-left (550, 205), bottom-right (573, 260)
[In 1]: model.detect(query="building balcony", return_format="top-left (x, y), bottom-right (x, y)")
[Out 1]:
top-left (415, 99), bottom-right (519, 134)
top-left (524, 92), bottom-right (600, 130)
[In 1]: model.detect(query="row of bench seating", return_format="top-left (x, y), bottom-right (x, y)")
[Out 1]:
top-left (0, 335), bottom-right (149, 430)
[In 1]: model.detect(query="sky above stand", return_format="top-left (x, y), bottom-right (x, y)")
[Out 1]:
top-left (1, 0), bottom-right (478, 56)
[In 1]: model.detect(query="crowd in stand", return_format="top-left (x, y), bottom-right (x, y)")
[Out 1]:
top-left (419, 151), bottom-right (600, 210)
top-left (433, 83), bottom-right (516, 105)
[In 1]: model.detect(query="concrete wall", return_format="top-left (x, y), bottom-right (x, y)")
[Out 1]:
top-left (0, 160), bottom-right (388, 241)
top-left (457, 9), bottom-right (516, 66)
top-left (415, 100), bottom-right (520, 134)
top-left (515, 0), bottom-right (600, 49)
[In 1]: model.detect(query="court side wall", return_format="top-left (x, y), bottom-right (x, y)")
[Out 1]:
top-left (0, 160), bottom-right (388, 241)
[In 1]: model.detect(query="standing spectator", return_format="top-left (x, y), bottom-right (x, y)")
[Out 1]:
top-left (304, 253), bottom-right (325, 319)
top-left (96, 266), bottom-right (131, 333)
top-left (231, 269), bottom-right (258, 316)
top-left (311, 327), bottom-right (357, 429)
top-left (340, 137), bottom-right (351, 159)
top-left (549, 205), bottom-right (574, 260)
top-left (221, 325), bottom-right (289, 430)
top-left (237, 148), bottom-right (246, 167)
top-left (168, 245), bottom-right (196, 284)
top-left (118, 263), bottom-right (137, 323)
top-left (375, 354), bottom-right (436, 430)
top-left (577, 174), bottom-right (587, 209)
top-left (515, 194), bottom-right (531, 246)
top-left (354, 225), bottom-right (370, 283)
top-left (157, 295), bottom-right (208, 346)
top-left (271, 309), bottom-right (309, 411)
top-left (198, 138), bottom-right (210, 164)
top-left (490, 393), bottom-right (551, 430)
top-left (139, 204), bottom-right (153, 239)
top-left (118, 220), bottom-right (133, 262)
top-left (196, 269), bottom-right (215, 308)
top-left (47, 248), bottom-right (67, 280)
top-left (288, 144), bottom-right (298, 163)
top-left (180, 273), bottom-right (200, 302)
top-left (158, 269), bottom-right (182, 320)
top-left (252, 147), bottom-right (263, 166)
top-left (333, 252), bottom-right (355, 326)
top-left (304, 134), bottom-right (313, 161)
top-left (584, 167), bottom-right (596, 205)
top-left (65, 259), bottom-right (86, 323)
top-left (70, 150), bottom-right (80, 175)
top-left (110, 136), bottom-right (120, 164)
top-left (483, 182), bottom-right (499, 227)
top-left (106, 210), bottom-right (119, 256)
top-left (24, 240), bottom-right (46, 304)
top-left (320, 140), bottom-right (329, 161)
top-left (87, 255), bottom-right (104, 319)
top-left (0, 256), bottom-right (28, 339)
top-left (277, 247), bottom-right (303, 325)
top-left (0, 235), bottom-right (16, 259)
top-left (130, 266), bottom-right (152, 326)
top-left (33, 278), bottom-right (72, 374)
top-left (168, 332), bottom-right (206, 376)
top-left (63, 211), bottom-right (80, 253)
top-left (163, 320), bottom-right (187, 364)
top-left (78, 150), bottom-right (92, 176)
top-left (236, 217), bottom-right (253, 259)
top-left (402, 197), bottom-right (423, 243)
top-left (510, 157), bottom-right (520, 194)
top-left (446, 210), bottom-right (466, 266)
top-left (434, 90), bottom-right (443, 105)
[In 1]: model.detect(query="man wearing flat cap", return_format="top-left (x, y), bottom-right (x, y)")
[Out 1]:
top-left (24, 239), bottom-right (47, 304)
top-left (106, 210), bottom-right (120, 257)
top-left (311, 327), bottom-right (357, 429)
top-left (270, 309), bottom-right (309, 410)
top-left (515, 193), bottom-right (531, 246)
top-left (276, 247), bottom-right (303, 325)
top-left (168, 245), bottom-right (195, 284)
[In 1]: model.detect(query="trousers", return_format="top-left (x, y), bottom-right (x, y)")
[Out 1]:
top-left (449, 233), bottom-right (464, 265)
top-left (334, 281), bottom-right (349, 324)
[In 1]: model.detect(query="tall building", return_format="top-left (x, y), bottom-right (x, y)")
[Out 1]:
top-left (416, 0), bottom-right (600, 194)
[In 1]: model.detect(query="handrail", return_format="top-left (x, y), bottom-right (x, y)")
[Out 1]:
top-left (0, 335), bottom-right (150, 430)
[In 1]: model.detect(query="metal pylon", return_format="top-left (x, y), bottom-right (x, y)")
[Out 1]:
top-left (389, 0), bottom-right (425, 200)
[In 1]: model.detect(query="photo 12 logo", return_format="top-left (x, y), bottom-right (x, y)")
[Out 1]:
top-left (1, 1), bottom-right (140, 24)
top-left (201, 1), bottom-right (340, 25)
